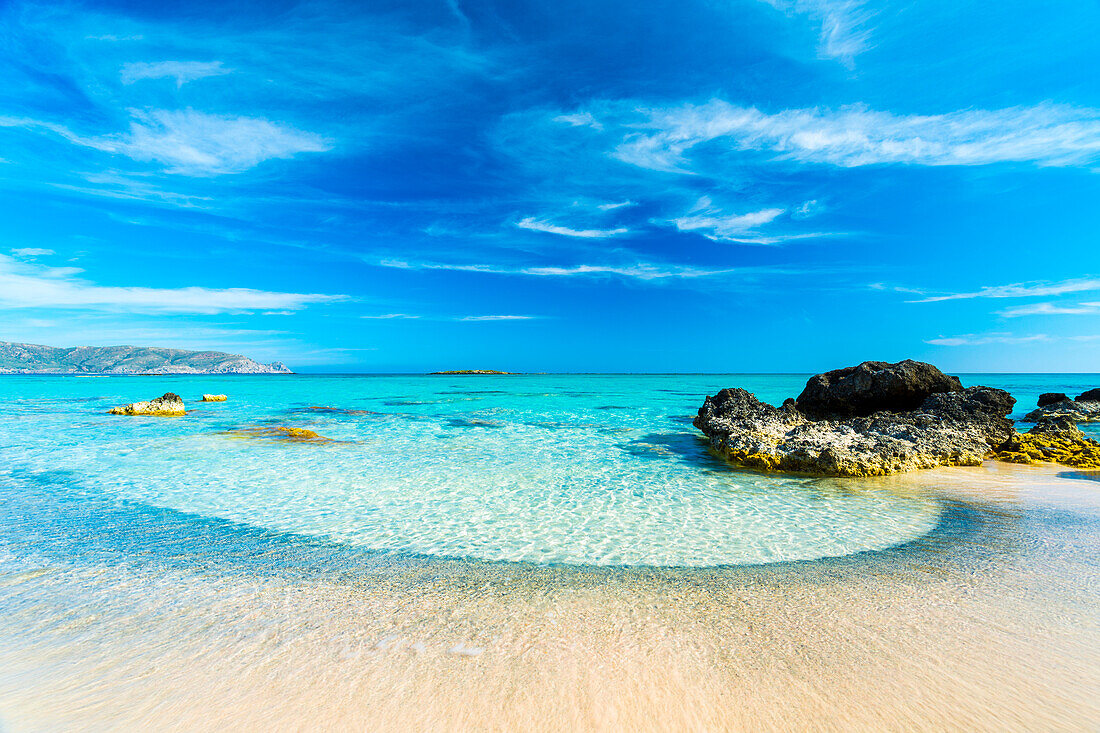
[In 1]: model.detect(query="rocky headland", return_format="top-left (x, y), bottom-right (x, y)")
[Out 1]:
top-left (0, 340), bottom-right (291, 375)
top-left (695, 360), bottom-right (1100, 477)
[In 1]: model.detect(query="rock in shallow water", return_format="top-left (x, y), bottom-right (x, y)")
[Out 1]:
top-left (222, 425), bottom-right (334, 443)
top-left (1024, 399), bottom-right (1100, 423)
top-left (693, 360), bottom-right (1033, 477)
top-left (1037, 392), bottom-right (1069, 407)
top-left (794, 359), bottom-right (962, 419)
top-left (108, 392), bottom-right (185, 416)
top-left (1075, 388), bottom-right (1100, 402)
top-left (992, 417), bottom-right (1100, 468)
top-left (694, 380), bottom-right (1015, 477)
top-left (201, 394), bottom-right (228, 402)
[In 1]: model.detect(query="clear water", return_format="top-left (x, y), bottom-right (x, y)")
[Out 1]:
top-left (1, 373), bottom-right (1096, 568)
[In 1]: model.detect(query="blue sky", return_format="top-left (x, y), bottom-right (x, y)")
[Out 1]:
top-left (1, 0), bottom-right (1099, 372)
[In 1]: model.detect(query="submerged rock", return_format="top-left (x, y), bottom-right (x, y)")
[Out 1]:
top-left (201, 394), bottom-right (228, 402)
top-left (992, 417), bottom-right (1100, 468)
top-left (1037, 392), bottom-right (1069, 407)
top-left (223, 425), bottom-right (334, 443)
top-left (794, 359), bottom-right (962, 419)
top-left (695, 361), bottom-right (1015, 477)
top-left (108, 392), bottom-right (185, 416)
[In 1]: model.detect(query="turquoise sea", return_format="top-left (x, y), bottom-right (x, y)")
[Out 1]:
top-left (1, 372), bottom-right (1097, 569)
top-left (1, 373), bottom-right (1099, 729)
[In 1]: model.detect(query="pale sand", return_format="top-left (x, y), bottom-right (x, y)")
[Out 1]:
top-left (0, 462), bottom-right (1097, 731)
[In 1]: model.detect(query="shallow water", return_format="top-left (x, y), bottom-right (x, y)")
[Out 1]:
top-left (1, 374), bottom-right (1098, 730)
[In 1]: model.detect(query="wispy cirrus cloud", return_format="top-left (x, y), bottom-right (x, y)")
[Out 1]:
top-left (609, 100), bottom-right (1100, 172)
top-left (912, 277), bottom-right (1100, 302)
top-left (1, 109), bottom-right (330, 176)
top-left (377, 258), bottom-right (743, 281)
top-left (516, 217), bottom-right (629, 238)
top-left (998, 301), bottom-right (1100, 317)
top-left (760, 0), bottom-right (874, 64)
top-left (0, 253), bottom-right (343, 314)
top-left (360, 312), bottom-right (540, 321)
top-left (660, 197), bottom-right (835, 245)
top-left (925, 332), bottom-right (1051, 347)
top-left (667, 204), bottom-right (784, 243)
top-left (120, 60), bottom-right (230, 87)
top-left (10, 247), bottom-right (55, 258)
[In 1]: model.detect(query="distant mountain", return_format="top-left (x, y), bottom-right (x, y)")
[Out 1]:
top-left (0, 341), bottom-right (292, 374)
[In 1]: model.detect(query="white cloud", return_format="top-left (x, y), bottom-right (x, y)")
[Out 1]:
top-left (669, 207), bottom-right (785, 242)
top-left (86, 34), bottom-right (144, 42)
top-left (554, 112), bottom-right (603, 131)
top-left (792, 199), bottom-right (824, 219)
top-left (597, 200), bottom-right (635, 211)
top-left (516, 217), bottom-right (629, 238)
top-left (10, 248), bottom-right (55, 257)
top-left (361, 312), bottom-right (538, 322)
top-left (378, 258), bottom-right (741, 281)
top-left (760, 0), bottom-right (874, 63)
top-left (120, 61), bottom-right (230, 87)
top-left (913, 278), bottom-right (1100, 303)
top-left (117, 109), bottom-right (331, 175)
top-left (0, 253), bottom-right (343, 314)
top-left (610, 100), bottom-right (1100, 172)
top-left (998, 301), bottom-right (1100, 317)
top-left (1, 109), bottom-right (330, 176)
top-left (924, 332), bottom-right (1051, 346)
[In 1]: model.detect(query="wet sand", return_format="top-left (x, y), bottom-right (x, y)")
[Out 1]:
top-left (1, 462), bottom-right (1098, 731)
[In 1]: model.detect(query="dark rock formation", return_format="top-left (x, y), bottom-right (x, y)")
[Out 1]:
top-left (1037, 392), bottom-right (1069, 407)
top-left (1024, 400), bottom-right (1100, 423)
top-left (1075, 388), bottom-right (1100, 402)
top-left (694, 377), bottom-right (1015, 477)
top-left (794, 359), bottom-right (962, 418)
top-left (108, 392), bottom-right (186, 416)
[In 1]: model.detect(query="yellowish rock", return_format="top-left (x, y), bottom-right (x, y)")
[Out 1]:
top-left (108, 393), bottom-right (185, 416)
top-left (992, 433), bottom-right (1100, 469)
top-left (223, 426), bottom-right (333, 443)
top-left (202, 394), bottom-right (228, 402)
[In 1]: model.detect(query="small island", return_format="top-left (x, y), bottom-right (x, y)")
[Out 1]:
top-left (428, 369), bottom-right (519, 375)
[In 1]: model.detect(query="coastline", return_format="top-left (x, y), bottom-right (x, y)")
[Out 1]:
top-left (1, 373), bottom-right (1098, 729)
top-left (1, 461), bottom-right (1097, 730)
